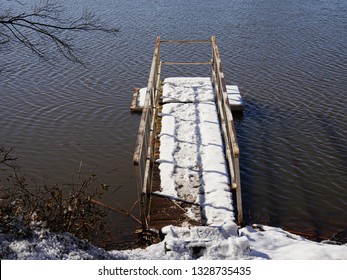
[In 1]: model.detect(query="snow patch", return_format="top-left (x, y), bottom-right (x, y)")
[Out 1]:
top-left (158, 80), bottom-right (234, 226)
top-left (2, 224), bottom-right (346, 260)
top-left (138, 87), bottom-right (147, 107)
top-left (160, 224), bottom-right (247, 259)
top-left (226, 85), bottom-right (244, 107)
top-left (162, 77), bottom-right (215, 103)
top-left (239, 225), bottom-right (347, 260)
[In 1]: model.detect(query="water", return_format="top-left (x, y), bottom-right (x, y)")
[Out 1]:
top-left (1, 0), bottom-right (346, 247)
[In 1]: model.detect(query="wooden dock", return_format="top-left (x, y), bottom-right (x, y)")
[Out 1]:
top-left (133, 37), bottom-right (242, 232)
top-left (150, 93), bottom-right (201, 229)
top-left (130, 83), bottom-right (244, 113)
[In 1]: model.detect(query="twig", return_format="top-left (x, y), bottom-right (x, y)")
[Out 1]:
top-left (172, 200), bottom-right (187, 213)
top-left (150, 192), bottom-right (200, 206)
top-left (77, 160), bottom-right (83, 184)
top-left (90, 199), bottom-right (141, 225)
top-left (127, 200), bottom-right (139, 214)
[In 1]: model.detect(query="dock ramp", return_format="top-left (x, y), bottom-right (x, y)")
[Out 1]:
top-left (133, 37), bottom-right (242, 232)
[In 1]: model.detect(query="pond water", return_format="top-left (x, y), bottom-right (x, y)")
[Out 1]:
top-left (1, 0), bottom-right (346, 248)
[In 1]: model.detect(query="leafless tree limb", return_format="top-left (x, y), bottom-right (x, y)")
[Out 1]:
top-left (0, 0), bottom-right (119, 64)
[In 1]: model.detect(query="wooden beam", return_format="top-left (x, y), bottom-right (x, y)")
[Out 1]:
top-left (160, 39), bottom-right (211, 44)
top-left (150, 192), bottom-right (201, 206)
top-left (212, 35), bottom-right (243, 224)
top-left (162, 61), bottom-right (212, 65)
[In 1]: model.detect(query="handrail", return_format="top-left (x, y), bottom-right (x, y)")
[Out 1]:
top-left (133, 36), bottom-right (161, 229)
top-left (211, 36), bottom-right (243, 224)
top-left (160, 39), bottom-right (211, 44)
top-left (162, 61), bottom-right (212, 65)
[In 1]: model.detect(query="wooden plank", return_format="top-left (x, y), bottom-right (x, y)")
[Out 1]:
top-left (234, 157), bottom-right (243, 224)
top-left (149, 196), bottom-right (200, 229)
top-left (212, 40), bottom-right (240, 157)
top-left (230, 104), bottom-right (244, 112)
top-left (212, 36), bottom-right (243, 224)
top-left (133, 36), bottom-right (161, 166)
top-left (133, 102), bottom-right (149, 165)
top-left (213, 71), bottom-right (237, 190)
top-left (160, 39), bottom-right (211, 44)
top-left (162, 61), bottom-right (212, 65)
top-left (130, 88), bottom-right (144, 113)
top-left (149, 94), bottom-right (201, 230)
top-left (151, 192), bottom-right (200, 206)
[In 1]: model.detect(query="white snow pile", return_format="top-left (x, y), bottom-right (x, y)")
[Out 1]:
top-left (137, 80), bottom-right (243, 108)
top-left (127, 224), bottom-right (347, 260)
top-left (226, 85), bottom-right (244, 107)
top-left (157, 77), bottom-right (235, 226)
top-left (239, 225), bottom-right (347, 260)
top-left (0, 225), bottom-right (118, 260)
top-left (1, 223), bottom-right (346, 260)
top-left (161, 77), bottom-right (215, 103)
top-left (138, 87), bottom-right (147, 107)
top-left (157, 101), bottom-right (234, 225)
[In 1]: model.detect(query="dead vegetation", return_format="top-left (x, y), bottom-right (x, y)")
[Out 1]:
top-left (0, 147), bottom-right (111, 247)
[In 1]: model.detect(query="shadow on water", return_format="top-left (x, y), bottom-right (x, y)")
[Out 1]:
top-left (237, 98), bottom-right (283, 226)
top-left (317, 114), bottom-right (347, 169)
top-left (236, 98), bottom-right (347, 243)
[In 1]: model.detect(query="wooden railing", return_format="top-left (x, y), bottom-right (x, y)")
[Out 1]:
top-left (133, 36), bottom-right (243, 229)
top-left (211, 36), bottom-right (243, 224)
top-left (133, 36), bottom-right (162, 229)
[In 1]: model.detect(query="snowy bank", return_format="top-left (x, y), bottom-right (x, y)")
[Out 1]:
top-left (1, 224), bottom-right (346, 260)
top-left (121, 224), bottom-right (347, 260)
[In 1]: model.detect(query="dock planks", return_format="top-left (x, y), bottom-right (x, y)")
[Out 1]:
top-left (149, 88), bottom-right (201, 230)
top-left (133, 37), bottom-right (242, 232)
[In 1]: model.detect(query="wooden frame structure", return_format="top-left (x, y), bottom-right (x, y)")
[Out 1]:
top-left (211, 37), bottom-right (243, 224)
top-left (133, 36), bottom-right (243, 229)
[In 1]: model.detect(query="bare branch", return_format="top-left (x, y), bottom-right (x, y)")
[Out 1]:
top-left (0, 0), bottom-right (119, 64)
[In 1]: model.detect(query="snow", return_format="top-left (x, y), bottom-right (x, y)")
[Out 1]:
top-left (127, 225), bottom-right (247, 260)
top-left (137, 82), bottom-right (244, 109)
top-left (138, 87), bottom-right (147, 107)
top-left (0, 227), bottom-right (117, 260)
top-left (157, 77), bottom-right (234, 227)
top-left (2, 224), bottom-right (346, 260)
top-left (226, 85), bottom-right (244, 107)
top-left (239, 225), bottom-right (347, 260)
top-left (162, 77), bottom-right (215, 103)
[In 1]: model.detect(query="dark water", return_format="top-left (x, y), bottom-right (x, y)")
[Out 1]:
top-left (1, 0), bottom-right (346, 247)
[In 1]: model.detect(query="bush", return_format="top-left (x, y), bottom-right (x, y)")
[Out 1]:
top-left (0, 147), bottom-right (110, 246)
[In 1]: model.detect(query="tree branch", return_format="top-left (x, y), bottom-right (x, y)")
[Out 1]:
top-left (0, 0), bottom-right (119, 64)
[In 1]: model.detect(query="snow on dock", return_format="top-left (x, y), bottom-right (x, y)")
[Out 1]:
top-left (157, 77), bottom-right (235, 228)
top-left (131, 83), bottom-right (244, 112)
top-left (133, 37), bottom-right (242, 238)
top-left (161, 77), bottom-right (215, 103)
top-left (227, 85), bottom-right (244, 111)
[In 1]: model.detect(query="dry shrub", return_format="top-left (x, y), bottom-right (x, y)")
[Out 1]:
top-left (0, 147), bottom-right (110, 246)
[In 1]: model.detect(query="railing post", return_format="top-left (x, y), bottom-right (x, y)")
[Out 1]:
top-left (211, 36), bottom-right (243, 225)
top-left (133, 36), bottom-right (161, 230)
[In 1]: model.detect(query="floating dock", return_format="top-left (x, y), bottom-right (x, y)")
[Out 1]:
top-left (133, 37), bottom-right (243, 233)
top-left (131, 83), bottom-right (244, 113)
